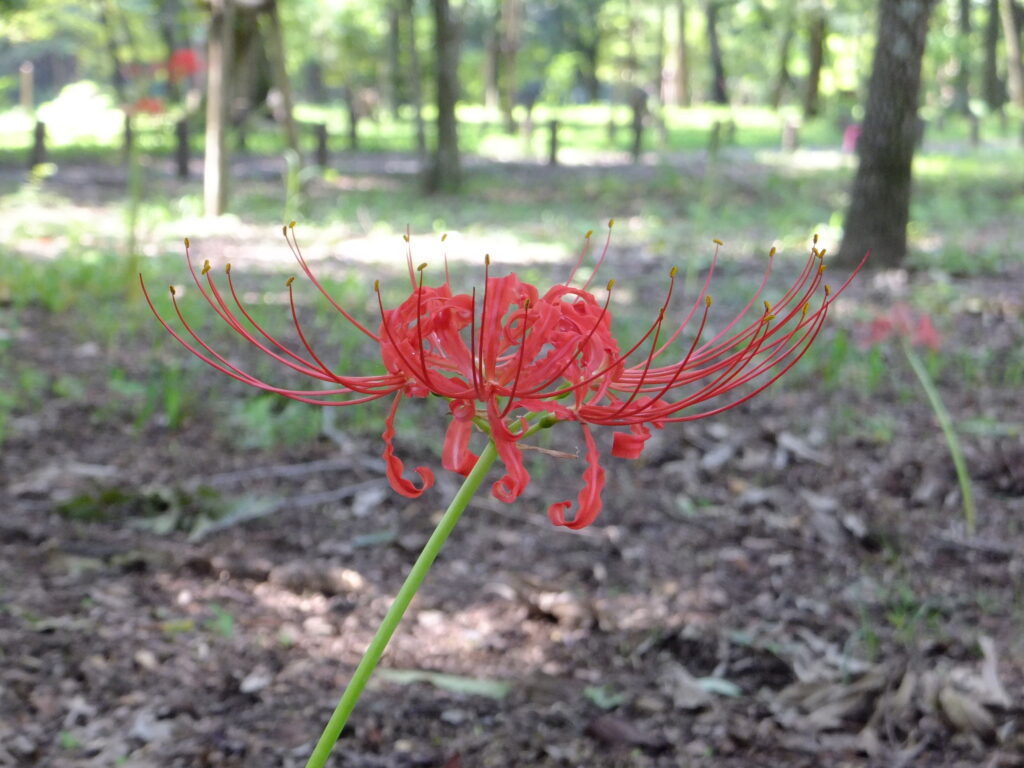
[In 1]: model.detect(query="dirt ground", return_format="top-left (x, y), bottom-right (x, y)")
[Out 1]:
top-left (2, 166), bottom-right (1024, 768)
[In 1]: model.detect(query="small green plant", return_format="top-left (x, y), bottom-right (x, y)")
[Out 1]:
top-left (862, 305), bottom-right (976, 534)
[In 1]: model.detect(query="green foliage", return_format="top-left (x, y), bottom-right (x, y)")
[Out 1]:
top-left (225, 393), bottom-right (323, 450)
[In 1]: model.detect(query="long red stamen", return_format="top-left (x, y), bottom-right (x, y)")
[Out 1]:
top-left (581, 220), bottom-right (614, 291)
top-left (282, 224), bottom-right (379, 341)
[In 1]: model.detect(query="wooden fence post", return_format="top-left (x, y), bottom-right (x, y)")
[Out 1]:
top-left (314, 122), bottom-right (329, 166)
top-left (175, 119), bottom-right (190, 179)
top-left (547, 119), bottom-right (559, 166)
top-left (28, 120), bottom-right (46, 169)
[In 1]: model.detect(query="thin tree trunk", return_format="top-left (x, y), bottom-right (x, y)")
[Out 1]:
top-left (204, 0), bottom-right (234, 216)
top-left (803, 10), bottom-right (827, 117)
top-left (675, 0), bottom-right (691, 106)
top-left (262, 0), bottom-right (299, 156)
top-left (158, 0), bottom-right (182, 103)
top-left (706, 1), bottom-right (728, 104)
top-left (426, 0), bottom-right (460, 193)
top-left (385, 4), bottom-right (402, 117)
top-left (484, 26), bottom-right (500, 111)
top-left (770, 6), bottom-right (796, 110)
top-left (983, 0), bottom-right (1005, 108)
top-left (98, 1), bottom-right (127, 103)
top-left (951, 0), bottom-right (972, 113)
top-left (839, 0), bottom-right (936, 268)
top-left (999, 0), bottom-right (1024, 108)
top-left (405, 0), bottom-right (427, 160)
top-left (498, 0), bottom-right (521, 133)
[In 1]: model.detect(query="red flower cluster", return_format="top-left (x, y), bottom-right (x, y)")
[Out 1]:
top-left (143, 225), bottom-right (863, 529)
top-left (860, 303), bottom-right (940, 351)
top-left (168, 49), bottom-right (203, 82)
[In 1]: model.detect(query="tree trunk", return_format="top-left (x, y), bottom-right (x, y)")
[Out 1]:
top-left (580, 41), bottom-right (601, 101)
top-left (498, 0), bottom-right (521, 133)
top-left (386, 3), bottom-right (402, 117)
top-left (405, 0), bottom-right (427, 160)
top-left (204, 0), bottom-right (234, 216)
top-left (98, 1), bottom-right (127, 103)
top-left (770, 6), bottom-right (796, 110)
top-left (706, 1), bottom-right (728, 104)
top-left (999, 0), bottom-right (1024, 108)
top-left (426, 0), bottom-right (461, 193)
top-left (158, 0), bottom-right (182, 103)
top-left (803, 10), bottom-right (827, 117)
top-left (951, 0), bottom-right (972, 113)
top-left (839, 0), bottom-right (935, 268)
top-left (484, 26), bottom-right (500, 111)
top-left (675, 0), bottom-right (691, 106)
top-left (983, 0), bottom-right (1005, 108)
top-left (262, 0), bottom-right (299, 157)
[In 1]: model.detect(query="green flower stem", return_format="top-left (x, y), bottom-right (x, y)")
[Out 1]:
top-left (902, 340), bottom-right (976, 535)
top-left (303, 439), bottom-right (499, 768)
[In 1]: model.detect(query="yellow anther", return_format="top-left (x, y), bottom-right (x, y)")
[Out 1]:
top-left (769, 246), bottom-right (777, 257)
top-left (441, 233), bottom-right (448, 242)
top-left (818, 264), bottom-right (826, 275)
top-left (403, 233), bottom-right (410, 242)
top-left (813, 233), bottom-right (819, 245)
top-left (606, 279), bottom-right (615, 291)
top-left (669, 266), bottom-right (678, 278)
top-left (764, 300), bottom-right (772, 313)
top-left (523, 299), bottom-right (531, 310)
top-left (183, 237), bottom-right (190, 248)
top-left (202, 260), bottom-right (211, 275)
top-left (824, 284), bottom-right (832, 296)
top-left (417, 262), bottom-right (428, 272)
top-left (765, 314), bottom-right (776, 322)
top-left (282, 225), bottom-right (288, 236)
top-left (818, 248), bottom-right (827, 259)
top-left (374, 279), bottom-right (380, 292)
top-left (169, 285), bottom-right (176, 295)
top-left (289, 220), bottom-right (296, 229)
top-left (608, 219), bottom-right (615, 228)
top-left (705, 295), bottom-right (713, 307)
top-left (485, 254), bottom-right (491, 266)
top-left (225, 263), bottom-right (232, 274)
top-left (811, 247), bottom-right (819, 257)
top-left (802, 302), bottom-right (810, 316)
top-left (286, 276), bottom-right (295, 287)
top-left (585, 230), bottom-right (593, 239)
top-left (713, 238), bottom-right (724, 246)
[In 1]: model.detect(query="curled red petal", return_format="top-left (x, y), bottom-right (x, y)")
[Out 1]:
top-left (382, 393), bottom-right (435, 498)
top-left (442, 417), bottom-right (478, 476)
top-left (611, 422), bottom-right (652, 459)
top-left (547, 423), bottom-right (605, 529)
top-left (486, 399), bottom-right (530, 503)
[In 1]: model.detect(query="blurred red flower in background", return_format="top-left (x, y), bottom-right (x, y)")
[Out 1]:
top-left (168, 49), bottom-right (202, 82)
top-left (860, 303), bottom-right (941, 351)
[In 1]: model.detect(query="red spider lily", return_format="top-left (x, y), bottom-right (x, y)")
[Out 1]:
top-left (168, 49), bottom-right (203, 82)
top-left (142, 225), bottom-right (864, 529)
top-left (860, 303), bottom-right (941, 351)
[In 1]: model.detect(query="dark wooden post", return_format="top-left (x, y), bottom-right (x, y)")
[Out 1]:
top-left (123, 112), bottom-right (134, 162)
top-left (630, 93), bottom-right (647, 162)
top-left (175, 119), bottom-right (190, 179)
top-left (547, 119), bottom-right (559, 166)
top-left (314, 122), bottom-right (329, 166)
top-left (29, 120), bottom-right (46, 169)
